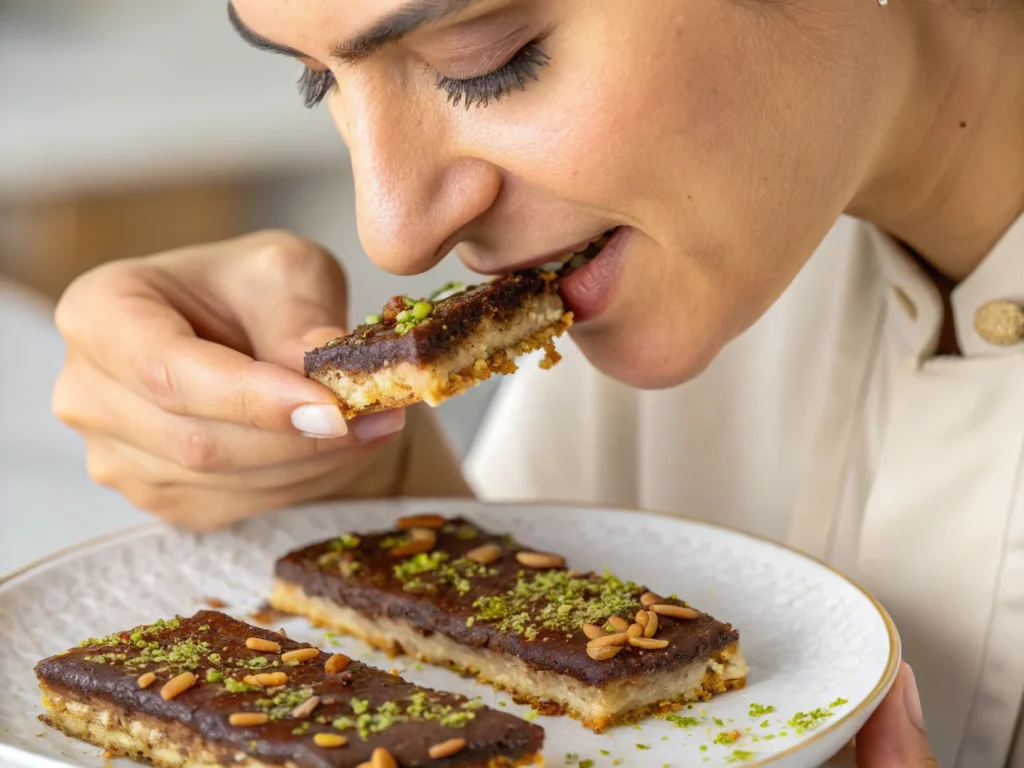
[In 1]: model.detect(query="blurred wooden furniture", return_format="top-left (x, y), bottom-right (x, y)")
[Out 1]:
top-left (0, 182), bottom-right (247, 302)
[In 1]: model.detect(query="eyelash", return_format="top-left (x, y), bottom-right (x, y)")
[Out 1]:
top-left (296, 43), bottom-right (549, 110)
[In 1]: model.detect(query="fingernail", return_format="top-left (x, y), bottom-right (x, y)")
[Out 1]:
top-left (353, 409), bottom-right (406, 442)
top-left (902, 663), bottom-right (925, 731)
top-left (291, 404), bottom-right (348, 438)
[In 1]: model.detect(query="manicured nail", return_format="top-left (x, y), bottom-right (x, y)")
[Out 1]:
top-left (902, 663), bottom-right (925, 731)
top-left (353, 409), bottom-right (405, 442)
top-left (290, 404), bottom-right (348, 438)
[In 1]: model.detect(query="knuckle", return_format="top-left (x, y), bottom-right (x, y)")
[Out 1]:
top-left (53, 262), bottom-right (129, 343)
top-left (137, 355), bottom-right (179, 412)
top-left (252, 230), bottom-right (332, 278)
top-left (174, 426), bottom-right (221, 473)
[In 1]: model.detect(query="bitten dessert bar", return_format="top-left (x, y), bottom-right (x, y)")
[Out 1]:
top-left (270, 516), bottom-right (748, 731)
top-left (34, 610), bottom-right (543, 768)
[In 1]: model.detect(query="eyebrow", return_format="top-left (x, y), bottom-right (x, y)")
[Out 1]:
top-left (227, 2), bottom-right (311, 59)
top-left (226, 0), bottom-right (479, 65)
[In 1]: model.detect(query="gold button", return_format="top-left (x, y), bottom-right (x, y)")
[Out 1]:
top-left (974, 300), bottom-right (1024, 346)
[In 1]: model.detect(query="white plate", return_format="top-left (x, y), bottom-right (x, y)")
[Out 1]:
top-left (0, 499), bottom-right (898, 768)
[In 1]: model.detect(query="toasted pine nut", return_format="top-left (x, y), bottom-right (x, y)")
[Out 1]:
top-left (515, 551), bottom-right (566, 569)
top-left (582, 623), bottom-right (606, 640)
top-left (389, 667), bottom-right (400, 677)
top-left (355, 763), bottom-right (371, 768)
top-left (313, 733), bottom-right (348, 749)
top-left (607, 616), bottom-right (629, 632)
top-left (395, 514), bottom-right (446, 529)
top-left (391, 532), bottom-right (436, 557)
top-left (408, 526), bottom-right (436, 542)
top-left (245, 637), bottom-right (281, 653)
top-left (587, 644), bottom-right (623, 661)
top-left (428, 738), bottom-right (467, 759)
top-left (371, 747), bottom-right (397, 768)
top-left (160, 671), bottom-right (196, 701)
top-left (466, 543), bottom-right (503, 565)
top-left (640, 591), bottom-right (663, 607)
top-left (325, 653), bottom-right (351, 675)
top-left (137, 672), bottom-right (156, 689)
top-left (626, 623), bottom-right (644, 638)
top-left (587, 633), bottom-right (629, 649)
top-left (635, 610), bottom-right (649, 627)
top-left (281, 648), bottom-right (319, 663)
top-left (629, 637), bottom-right (670, 649)
top-left (651, 604), bottom-right (699, 620)
top-left (229, 712), bottom-right (268, 727)
top-left (644, 610), bottom-right (659, 638)
top-left (250, 672), bottom-right (287, 687)
top-left (291, 695), bottom-right (320, 719)
top-left (242, 675), bottom-right (259, 687)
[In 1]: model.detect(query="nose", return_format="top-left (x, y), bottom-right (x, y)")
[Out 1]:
top-left (331, 78), bottom-right (502, 276)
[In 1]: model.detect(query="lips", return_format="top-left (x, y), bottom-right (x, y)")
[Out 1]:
top-left (556, 226), bottom-right (628, 323)
top-left (539, 231), bottom-right (614, 273)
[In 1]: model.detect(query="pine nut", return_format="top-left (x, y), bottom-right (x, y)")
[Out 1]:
top-left (408, 526), bottom-right (436, 542)
top-left (325, 654), bottom-right (351, 675)
top-left (429, 738), bottom-right (467, 759)
top-left (629, 637), bottom-right (670, 650)
top-left (640, 591), bottom-right (663, 607)
top-left (249, 672), bottom-right (287, 687)
top-left (371, 747), bottom-right (397, 768)
top-left (281, 648), bottom-right (319, 663)
top-left (466, 543), bottom-right (503, 565)
top-left (313, 733), bottom-right (348, 749)
top-left (626, 623), bottom-right (644, 638)
top-left (587, 633), bottom-right (629, 649)
top-left (587, 644), bottom-right (623, 661)
top-left (245, 637), bottom-right (281, 653)
top-left (607, 616), bottom-right (629, 632)
top-left (160, 671), bottom-right (196, 701)
top-left (291, 695), bottom-right (320, 719)
top-left (391, 532), bottom-right (436, 557)
top-left (136, 672), bottom-right (156, 689)
top-left (395, 514), bottom-right (446, 529)
top-left (515, 551), bottom-right (566, 569)
top-left (582, 624), bottom-right (606, 640)
top-left (635, 610), bottom-right (649, 627)
top-left (229, 713), bottom-right (268, 727)
top-left (643, 610), bottom-right (659, 638)
top-left (651, 604), bottom-right (699, 620)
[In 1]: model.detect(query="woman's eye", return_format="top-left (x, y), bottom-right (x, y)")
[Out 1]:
top-left (297, 68), bottom-right (336, 109)
top-left (436, 43), bottom-right (549, 109)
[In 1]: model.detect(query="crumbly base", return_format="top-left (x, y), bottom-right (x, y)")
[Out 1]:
top-left (38, 683), bottom-right (540, 768)
top-left (269, 580), bottom-right (748, 733)
top-left (310, 298), bottom-right (572, 418)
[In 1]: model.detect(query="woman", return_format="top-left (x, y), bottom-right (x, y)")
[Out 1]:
top-left (51, 1), bottom-right (1021, 764)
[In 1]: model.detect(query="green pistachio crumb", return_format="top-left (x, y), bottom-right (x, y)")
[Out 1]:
top-left (748, 703), bottom-right (775, 717)
top-left (829, 697), bottom-right (849, 708)
top-left (726, 750), bottom-right (756, 763)
top-left (206, 669), bottom-right (224, 683)
top-left (636, 743), bottom-right (651, 750)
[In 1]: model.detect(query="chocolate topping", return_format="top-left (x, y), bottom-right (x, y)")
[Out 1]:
top-left (304, 272), bottom-right (561, 376)
top-left (35, 611), bottom-right (542, 768)
top-left (275, 519), bottom-right (740, 686)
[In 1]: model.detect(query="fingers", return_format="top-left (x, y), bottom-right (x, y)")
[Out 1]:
top-left (857, 663), bottom-right (939, 768)
top-left (56, 265), bottom-right (341, 435)
top-left (53, 353), bottom-right (405, 473)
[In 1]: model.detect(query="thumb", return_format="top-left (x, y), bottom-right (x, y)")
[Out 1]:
top-left (857, 663), bottom-right (939, 768)
top-left (249, 301), bottom-right (348, 373)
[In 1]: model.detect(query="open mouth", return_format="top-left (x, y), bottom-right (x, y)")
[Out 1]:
top-left (540, 228), bottom-right (618, 275)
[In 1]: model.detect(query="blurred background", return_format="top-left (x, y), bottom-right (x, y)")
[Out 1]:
top-left (0, 0), bottom-right (502, 569)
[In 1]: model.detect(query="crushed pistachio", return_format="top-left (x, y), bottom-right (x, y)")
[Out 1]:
top-left (255, 687), bottom-right (315, 720)
top-left (291, 722), bottom-right (311, 735)
top-left (829, 697), bottom-right (849, 708)
top-left (125, 639), bottom-right (212, 671)
top-left (787, 708), bottom-right (833, 734)
top-left (224, 677), bottom-right (259, 694)
top-left (748, 703), bottom-right (775, 717)
top-left (635, 744), bottom-right (651, 751)
top-left (579, 761), bottom-right (594, 768)
top-left (523, 711), bottom-right (538, 722)
top-left (429, 281), bottom-right (465, 301)
top-left (665, 715), bottom-right (702, 728)
top-left (394, 552), bottom-right (496, 596)
top-left (760, 720), bottom-right (769, 728)
top-left (364, 314), bottom-right (382, 326)
top-left (712, 717), bottom-right (725, 727)
top-left (330, 692), bottom-right (482, 740)
top-left (714, 730), bottom-right (741, 745)
top-left (206, 669), bottom-right (224, 683)
top-left (726, 751), bottom-right (756, 763)
top-left (331, 534), bottom-right (361, 551)
top-left (78, 617), bottom-right (182, 649)
top-left (233, 656), bottom-right (271, 670)
top-left (441, 522), bottom-right (479, 539)
top-left (599, 750), bottom-right (610, 756)
top-left (472, 568), bottom-right (642, 639)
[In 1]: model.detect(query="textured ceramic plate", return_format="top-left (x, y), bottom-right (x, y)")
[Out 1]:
top-left (0, 499), bottom-right (898, 768)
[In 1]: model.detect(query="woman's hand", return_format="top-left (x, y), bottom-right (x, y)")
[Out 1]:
top-left (52, 230), bottom-right (409, 529)
top-left (857, 662), bottom-right (938, 767)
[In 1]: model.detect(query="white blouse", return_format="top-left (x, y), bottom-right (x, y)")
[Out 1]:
top-left (466, 212), bottom-right (1024, 767)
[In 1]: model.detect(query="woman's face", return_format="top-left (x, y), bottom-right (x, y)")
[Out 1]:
top-left (231, 0), bottom-right (902, 387)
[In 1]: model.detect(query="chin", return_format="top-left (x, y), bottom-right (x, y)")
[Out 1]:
top-left (570, 322), bottom-right (722, 390)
